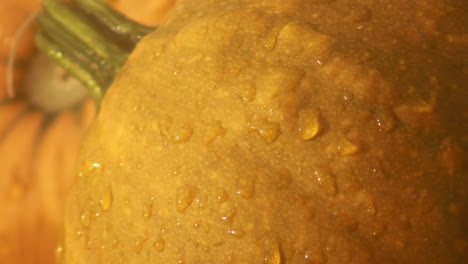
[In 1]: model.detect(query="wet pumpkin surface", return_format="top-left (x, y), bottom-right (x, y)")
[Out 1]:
top-left (63, 0), bottom-right (467, 263)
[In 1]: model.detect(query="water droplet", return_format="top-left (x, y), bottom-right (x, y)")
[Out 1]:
top-left (205, 121), bottom-right (226, 144)
top-left (55, 245), bottom-right (64, 263)
top-left (369, 222), bottom-right (387, 238)
top-left (214, 240), bottom-right (226, 247)
top-left (215, 188), bottom-right (229, 203)
top-left (337, 137), bottom-right (360, 155)
top-left (187, 52), bottom-right (205, 63)
top-left (112, 239), bottom-right (119, 249)
top-left (135, 236), bottom-right (149, 254)
top-left (398, 59), bottom-right (408, 71)
top-left (226, 254), bottom-right (236, 264)
top-left (263, 237), bottom-right (281, 264)
top-left (84, 235), bottom-right (94, 249)
top-left (236, 173), bottom-right (256, 199)
top-left (298, 108), bottom-right (321, 140)
top-left (354, 191), bottom-right (376, 216)
top-left (132, 105), bottom-right (141, 111)
top-left (75, 230), bottom-right (83, 240)
top-left (440, 137), bottom-right (463, 176)
top-left (277, 21), bottom-right (336, 63)
top-left (227, 228), bottom-right (246, 238)
top-left (143, 197), bottom-right (155, 219)
top-left (153, 48), bottom-right (163, 58)
top-left (304, 246), bottom-right (328, 264)
top-left (314, 168), bottom-right (337, 196)
top-left (170, 125), bottom-right (194, 143)
top-left (203, 223), bottom-right (211, 234)
top-left (80, 209), bottom-right (91, 227)
top-left (99, 188), bottom-right (113, 212)
top-left (220, 207), bottom-right (238, 224)
top-left (343, 93), bottom-right (354, 102)
top-left (176, 184), bottom-right (198, 213)
top-left (251, 120), bottom-right (281, 143)
top-left (374, 108), bottom-right (395, 132)
top-left (153, 238), bottom-right (165, 252)
top-left (158, 115), bottom-right (173, 137)
top-left (237, 82), bottom-right (256, 103)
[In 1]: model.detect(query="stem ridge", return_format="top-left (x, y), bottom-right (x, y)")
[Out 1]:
top-left (36, 0), bottom-right (156, 106)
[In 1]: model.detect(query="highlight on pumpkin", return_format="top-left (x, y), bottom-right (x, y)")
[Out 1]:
top-left (0, 0), bottom-right (176, 263)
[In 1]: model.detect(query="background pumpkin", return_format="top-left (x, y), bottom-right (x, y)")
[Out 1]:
top-left (112, 0), bottom-right (178, 26)
top-left (0, 0), bottom-right (175, 263)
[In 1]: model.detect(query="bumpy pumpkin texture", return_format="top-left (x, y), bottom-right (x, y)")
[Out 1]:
top-left (63, 0), bottom-right (467, 263)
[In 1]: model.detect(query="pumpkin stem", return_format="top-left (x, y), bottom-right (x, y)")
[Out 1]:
top-left (35, 0), bottom-right (155, 106)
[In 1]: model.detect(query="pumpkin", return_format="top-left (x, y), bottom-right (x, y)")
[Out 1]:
top-left (0, 99), bottom-right (95, 263)
top-left (36, 0), bottom-right (466, 263)
top-left (112, 0), bottom-right (178, 26)
top-left (0, 0), bottom-right (173, 263)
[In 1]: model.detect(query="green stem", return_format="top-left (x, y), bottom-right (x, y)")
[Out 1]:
top-left (35, 33), bottom-right (103, 103)
top-left (36, 0), bottom-right (156, 107)
top-left (75, 0), bottom-right (154, 44)
top-left (37, 12), bottom-right (113, 86)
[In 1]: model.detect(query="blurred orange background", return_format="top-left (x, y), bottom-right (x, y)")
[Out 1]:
top-left (0, 0), bottom-right (176, 263)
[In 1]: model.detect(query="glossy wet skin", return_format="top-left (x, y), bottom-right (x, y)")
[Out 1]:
top-left (63, 0), bottom-right (467, 263)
